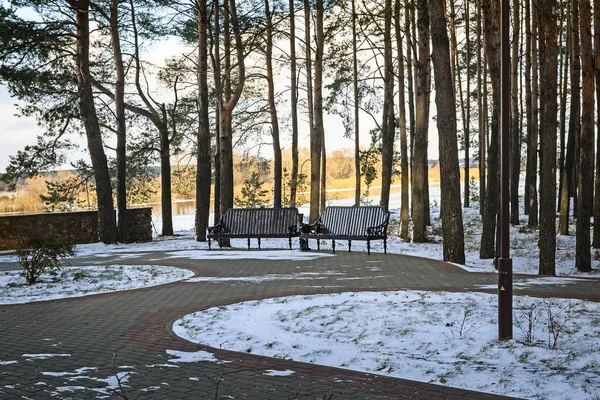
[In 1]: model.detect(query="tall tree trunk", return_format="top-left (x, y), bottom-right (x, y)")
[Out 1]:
top-left (509, 0), bottom-right (520, 225)
top-left (463, 0), bottom-right (471, 208)
top-left (158, 124), bottom-right (174, 236)
top-left (320, 140), bottom-right (326, 212)
top-left (109, 0), bottom-right (127, 243)
top-left (264, 0), bottom-right (282, 208)
top-left (219, 0), bottom-right (246, 234)
top-left (430, 0), bottom-right (465, 264)
top-left (94, 0), bottom-right (174, 237)
top-left (396, 0), bottom-right (409, 240)
top-left (73, 1), bottom-right (117, 244)
top-left (525, 0), bottom-right (538, 227)
top-left (576, 0), bottom-right (594, 272)
top-left (477, 0), bottom-right (486, 212)
top-left (524, 0), bottom-right (531, 217)
top-left (304, 0), bottom-right (318, 222)
top-left (212, 2), bottom-right (222, 225)
top-left (559, 0), bottom-right (580, 235)
top-left (538, 0), bottom-right (558, 275)
top-left (352, 0), bottom-right (360, 206)
top-left (315, 0), bottom-right (325, 214)
top-left (406, 0), bottom-right (416, 215)
top-left (593, 0), bottom-right (600, 248)
top-left (557, 3), bottom-right (568, 214)
top-left (195, 0), bottom-right (211, 242)
top-left (479, 0), bottom-right (500, 259)
top-left (528, 0), bottom-right (540, 228)
top-left (289, 0), bottom-right (299, 208)
top-left (412, 0), bottom-right (430, 242)
top-left (380, 0), bottom-right (395, 212)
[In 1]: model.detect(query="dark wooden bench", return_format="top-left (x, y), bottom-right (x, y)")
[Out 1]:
top-left (207, 207), bottom-right (302, 250)
top-left (299, 206), bottom-right (390, 255)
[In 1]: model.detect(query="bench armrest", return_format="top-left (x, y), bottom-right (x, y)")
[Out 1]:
top-left (366, 222), bottom-right (387, 237)
top-left (288, 224), bottom-right (299, 235)
top-left (207, 223), bottom-right (224, 236)
top-left (366, 213), bottom-right (390, 237)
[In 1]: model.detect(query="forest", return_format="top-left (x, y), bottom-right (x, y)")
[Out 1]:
top-left (0, 0), bottom-right (595, 275)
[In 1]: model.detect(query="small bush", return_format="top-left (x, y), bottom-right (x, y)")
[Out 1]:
top-left (12, 233), bottom-right (76, 285)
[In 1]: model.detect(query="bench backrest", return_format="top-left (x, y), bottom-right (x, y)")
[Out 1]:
top-left (220, 207), bottom-right (300, 236)
top-left (318, 206), bottom-right (389, 236)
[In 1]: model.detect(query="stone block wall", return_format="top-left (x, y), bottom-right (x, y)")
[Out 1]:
top-left (124, 208), bottom-right (153, 243)
top-left (0, 208), bottom-right (152, 250)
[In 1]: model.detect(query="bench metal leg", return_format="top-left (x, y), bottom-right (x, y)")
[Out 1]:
top-left (367, 239), bottom-right (371, 255)
top-left (208, 238), bottom-right (211, 250)
top-left (300, 238), bottom-right (310, 250)
top-left (384, 238), bottom-right (387, 254)
top-left (247, 238), bottom-right (251, 250)
top-left (288, 236), bottom-right (292, 250)
top-left (348, 240), bottom-right (351, 252)
top-left (317, 239), bottom-right (320, 250)
top-left (218, 239), bottom-right (223, 249)
top-left (258, 238), bottom-right (261, 249)
top-left (332, 240), bottom-right (336, 253)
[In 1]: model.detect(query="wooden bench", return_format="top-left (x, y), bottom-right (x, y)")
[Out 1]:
top-left (206, 207), bottom-right (302, 250)
top-left (299, 206), bottom-right (390, 255)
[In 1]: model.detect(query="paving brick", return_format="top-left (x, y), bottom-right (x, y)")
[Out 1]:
top-left (2, 250), bottom-right (595, 399)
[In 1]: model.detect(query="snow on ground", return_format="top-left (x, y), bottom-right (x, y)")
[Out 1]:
top-left (173, 290), bottom-right (600, 400)
top-left (0, 265), bottom-right (194, 304)
top-left (263, 369), bottom-right (295, 377)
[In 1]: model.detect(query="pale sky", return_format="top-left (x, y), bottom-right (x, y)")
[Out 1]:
top-left (0, 31), bottom-right (443, 173)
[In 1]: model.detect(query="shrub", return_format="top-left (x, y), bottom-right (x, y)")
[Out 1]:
top-left (12, 232), bottom-right (76, 285)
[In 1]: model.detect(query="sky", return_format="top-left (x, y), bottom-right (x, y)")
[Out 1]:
top-left (0, 21), bottom-right (444, 174)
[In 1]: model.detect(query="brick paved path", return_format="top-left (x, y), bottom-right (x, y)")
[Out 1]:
top-left (1, 249), bottom-right (598, 399)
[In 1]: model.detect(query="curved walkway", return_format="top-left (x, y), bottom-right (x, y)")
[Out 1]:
top-left (1, 250), bottom-right (598, 399)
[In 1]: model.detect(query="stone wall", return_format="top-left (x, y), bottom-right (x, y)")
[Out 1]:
top-left (0, 208), bottom-right (152, 250)
top-left (124, 208), bottom-right (153, 243)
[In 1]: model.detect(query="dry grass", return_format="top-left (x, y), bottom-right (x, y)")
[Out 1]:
top-left (0, 151), bottom-right (482, 214)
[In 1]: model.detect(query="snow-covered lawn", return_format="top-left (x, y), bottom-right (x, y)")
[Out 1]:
top-left (173, 290), bottom-right (600, 400)
top-left (0, 265), bottom-right (194, 304)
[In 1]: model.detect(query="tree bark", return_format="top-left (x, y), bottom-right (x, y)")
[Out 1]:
top-left (289, 0), bottom-right (299, 208)
top-left (72, 1), bottom-right (117, 244)
top-left (557, 3), bottom-right (568, 215)
top-left (525, 0), bottom-right (539, 228)
top-left (219, 0), bottom-right (246, 232)
top-left (576, 0), bottom-right (593, 272)
top-left (315, 0), bottom-right (325, 214)
top-left (304, 0), bottom-right (318, 222)
top-left (380, 0), bottom-right (395, 212)
top-left (479, 0), bottom-right (500, 259)
top-left (559, 0), bottom-right (579, 235)
top-left (476, 0), bottom-right (486, 213)
top-left (264, 0), bottom-right (282, 208)
top-left (430, 0), bottom-right (465, 264)
top-left (195, 0), bottom-right (211, 242)
top-left (538, 0), bottom-right (558, 275)
top-left (352, 0), bottom-right (360, 206)
top-left (109, 0), bottom-right (127, 243)
top-left (396, 0), bottom-right (409, 240)
top-left (509, 0), bottom-right (520, 225)
top-left (593, 0), bottom-right (600, 248)
top-left (464, 0), bottom-right (471, 208)
top-left (406, 0), bottom-right (416, 214)
top-left (412, 0), bottom-right (430, 242)
top-left (212, 1), bottom-right (222, 225)
top-left (127, 0), bottom-right (174, 236)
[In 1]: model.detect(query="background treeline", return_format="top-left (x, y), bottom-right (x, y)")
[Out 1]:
top-left (0, 0), bottom-right (596, 274)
